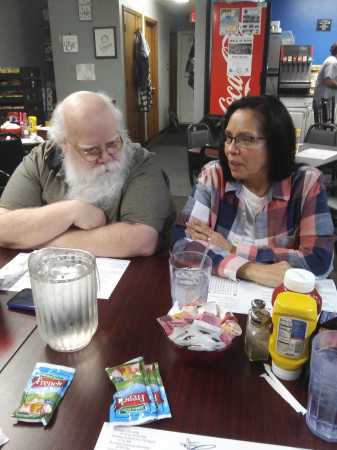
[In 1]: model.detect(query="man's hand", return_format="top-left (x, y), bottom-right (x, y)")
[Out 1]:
top-left (72, 201), bottom-right (107, 230)
top-left (238, 261), bottom-right (291, 288)
top-left (187, 218), bottom-right (235, 254)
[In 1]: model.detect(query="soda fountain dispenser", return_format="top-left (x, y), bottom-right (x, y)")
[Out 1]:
top-left (278, 45), bottom-right (313, 96)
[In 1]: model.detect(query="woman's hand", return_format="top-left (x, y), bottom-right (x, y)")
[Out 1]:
top-left (186, 218), bottom-right (235, 254)
top-left (238, 261), bottom-right (291, 288)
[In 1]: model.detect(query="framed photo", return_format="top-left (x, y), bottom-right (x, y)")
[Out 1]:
top-left (93, 27), bottom-right (117, 58)
top-left (316, 19), bottom-right (332, 31)
top-left (78, 0), bottom-right (92, 21)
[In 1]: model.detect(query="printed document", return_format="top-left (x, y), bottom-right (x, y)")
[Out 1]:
top-left (0, 252), bottom-right (129, 300)
top-left (94, 423), bottom-right (310, 450)
top-left (208, 276), bottom-right (337, 314)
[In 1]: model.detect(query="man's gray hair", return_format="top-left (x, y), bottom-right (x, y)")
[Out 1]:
top-left (48, 91), bottom-right (126, 145)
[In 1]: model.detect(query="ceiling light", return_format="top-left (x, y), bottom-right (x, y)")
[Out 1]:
top-left (173, 0), bottom-right (189, 4)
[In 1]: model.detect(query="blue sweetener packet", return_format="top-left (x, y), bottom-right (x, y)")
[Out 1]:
top-left (12, 362), bottom-right (75, 426)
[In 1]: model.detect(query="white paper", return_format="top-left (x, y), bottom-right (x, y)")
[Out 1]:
top-left (0, 252), bottom-right (130, 300)
top-left (227, 34), bottom-right (253, 76)
top-left (94, 423), bottom-right (309, 450)
top-left (207, 276), bottom-right (337, 314)
top-left (296, 148), bottom-right (337, 160)
top-left (76, 63), bottom-right (96, 81)
top-left (242, 7), bottom-right (261, 34)
top-left (63, 35), bottom-right (79, 53)
top-left (78, 0), bottom-right (92, 21)
top-left (220, 8), bottom-right (240, 35)
top-left (0, 427), bottom-right (9, 447)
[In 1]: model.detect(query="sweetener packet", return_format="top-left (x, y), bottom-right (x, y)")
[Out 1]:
top-left (145, 362), bottom-right (171, 420)
top-left (12, 362), bottom-right (75, 426)
top-left (105, 359), bottom-right (157, 426)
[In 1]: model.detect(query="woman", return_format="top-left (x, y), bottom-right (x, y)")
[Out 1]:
top-left (173, 95), bottom-right (335, 287)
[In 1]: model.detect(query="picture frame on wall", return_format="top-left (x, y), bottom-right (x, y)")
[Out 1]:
top-left (93, 27), bottom-right (117, 58)
top-left (78, 0), bottom-right (92, 21)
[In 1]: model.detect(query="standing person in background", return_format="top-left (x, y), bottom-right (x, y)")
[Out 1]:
top-left (313, 42), bottom-right (337, 120)
top-left (172, 95), bottom-right (335, 288)
top-left (0, 91), bottom-right (174, 256)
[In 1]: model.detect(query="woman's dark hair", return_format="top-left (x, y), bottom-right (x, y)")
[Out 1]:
top-left (219, 95), bottom-right (296, 182)
top-left (330, 42), bottom-right (337, 56)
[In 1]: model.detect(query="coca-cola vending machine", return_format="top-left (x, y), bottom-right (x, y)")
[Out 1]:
top-left (209, 1), bottom-right (270, 116)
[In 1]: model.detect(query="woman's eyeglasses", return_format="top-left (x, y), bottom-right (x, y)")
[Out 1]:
top-left (69, 135), bottom-right (123, 162)
top-left (224, 131), bottom-right (266, 150)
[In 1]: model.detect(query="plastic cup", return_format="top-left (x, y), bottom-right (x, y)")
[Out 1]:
top-left (169, 251), bottom-right (212, 308)
top-left (306, 330), bottom-right (337, 443)
top-left (28, 248), bottom-right (98, 352)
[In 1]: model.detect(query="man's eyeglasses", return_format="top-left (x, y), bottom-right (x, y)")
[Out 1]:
top-left (224, 131), bottom-right (266, 150)
top-left (69, 135), bottom-right (123, 162)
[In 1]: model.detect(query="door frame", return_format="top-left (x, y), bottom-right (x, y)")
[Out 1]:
top-left (144, 15), bottom-right (159, 141)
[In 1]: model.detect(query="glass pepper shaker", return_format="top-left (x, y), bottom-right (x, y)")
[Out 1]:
top-left (245, 299), bottom-right (271, 362)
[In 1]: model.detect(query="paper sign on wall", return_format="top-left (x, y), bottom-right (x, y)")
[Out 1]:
top-left (76, 64), bottom-right (96, 81)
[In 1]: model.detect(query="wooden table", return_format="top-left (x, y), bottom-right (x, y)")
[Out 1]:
top-left (0, 249), bottom-right (36, 373)
top-left (0, 251), bottom-right (335, 450)
top-left (296, 142), bottom-right (337, 168)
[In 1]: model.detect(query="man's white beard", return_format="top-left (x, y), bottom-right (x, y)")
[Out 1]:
top-left (64, 144), bottom-right (131, 215)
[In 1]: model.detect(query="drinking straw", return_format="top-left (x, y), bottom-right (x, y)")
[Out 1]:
top-left (199, 237), bottom-right (211, 270)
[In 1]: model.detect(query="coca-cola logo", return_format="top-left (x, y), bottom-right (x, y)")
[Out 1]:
top-left (219, 35), bottom-right (251, 114)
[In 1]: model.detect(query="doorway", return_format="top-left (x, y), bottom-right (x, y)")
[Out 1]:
top-left (145, 16), bottom-right (159, 141)
top-left (122, 6), bottom-right (144, 143)
top-left (177, 31), bottom-right (194, 124)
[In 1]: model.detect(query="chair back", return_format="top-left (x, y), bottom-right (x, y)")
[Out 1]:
top-left (304, 124), bottom-right (337, 147)
top-left (313, 97), bottom-right (335, 124)
top-left (187, 122), bottom-right (210, 149)
top-left (0, 133), bottom-right (25, 176)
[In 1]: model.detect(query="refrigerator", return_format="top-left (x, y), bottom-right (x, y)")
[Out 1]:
top-left (209, 1), bottom-right (270, 116)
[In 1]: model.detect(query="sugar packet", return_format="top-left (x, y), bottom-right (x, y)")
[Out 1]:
top-left (12, 362), bottom-right (75, 426)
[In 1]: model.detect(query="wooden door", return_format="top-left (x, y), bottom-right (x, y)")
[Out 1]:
top-left (145, 17), bottom-right (159, 141)
top-left (122, 6), bottom-right (144, 143)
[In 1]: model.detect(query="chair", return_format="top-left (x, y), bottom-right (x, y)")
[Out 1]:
top-left (303, 123), bottom-right (337, 228)
top-left (0, 133), bottom-right (25, 192)
top-left (187, 122), bottom-right (219, 186)
top-left (304, 123), bottom-right (337, 147)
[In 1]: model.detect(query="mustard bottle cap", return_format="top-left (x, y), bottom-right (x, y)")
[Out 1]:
top-left (283, 268), bottom-right (315, 294)
top-left (272, 360), bottom-right (302, 381)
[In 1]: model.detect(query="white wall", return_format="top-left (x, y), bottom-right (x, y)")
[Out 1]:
top-left (119, 0), bottom-right (174, 130)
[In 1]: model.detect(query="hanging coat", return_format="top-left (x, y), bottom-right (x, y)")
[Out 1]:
top-left (134, 30), bottom-right (152, 112)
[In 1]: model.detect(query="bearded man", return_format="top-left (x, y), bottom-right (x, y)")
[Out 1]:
top-left (0, 91), bottom-right (173, 257)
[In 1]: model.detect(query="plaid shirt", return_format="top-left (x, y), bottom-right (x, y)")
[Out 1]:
top-left (173, 161), bottom-right (335, 280)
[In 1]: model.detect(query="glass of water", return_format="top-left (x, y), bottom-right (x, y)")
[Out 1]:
top-left (306, 330), bottom-right (337, 443)
top-left (169, 251), bottom-right (212, 308)
top-left (28, 248), bottom-right (98, 352)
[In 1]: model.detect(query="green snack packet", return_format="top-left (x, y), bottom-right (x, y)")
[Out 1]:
top-left (145, 362), bottom-right (172, 420)
top-left (12, 362), bottom-right (75, 426)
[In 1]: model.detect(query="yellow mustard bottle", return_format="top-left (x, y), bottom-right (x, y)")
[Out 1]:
top-left (269, 269), bottom-right (320, 381)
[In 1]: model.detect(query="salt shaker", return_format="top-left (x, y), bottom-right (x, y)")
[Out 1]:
top-left (245, 299), bottom-right (271, 362)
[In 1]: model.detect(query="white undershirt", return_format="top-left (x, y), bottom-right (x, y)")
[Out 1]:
top-left (237, 185), bottom-right (268, 243)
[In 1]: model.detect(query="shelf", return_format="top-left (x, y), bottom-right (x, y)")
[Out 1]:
top-left (0, 66), bottom-right (44, 123)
